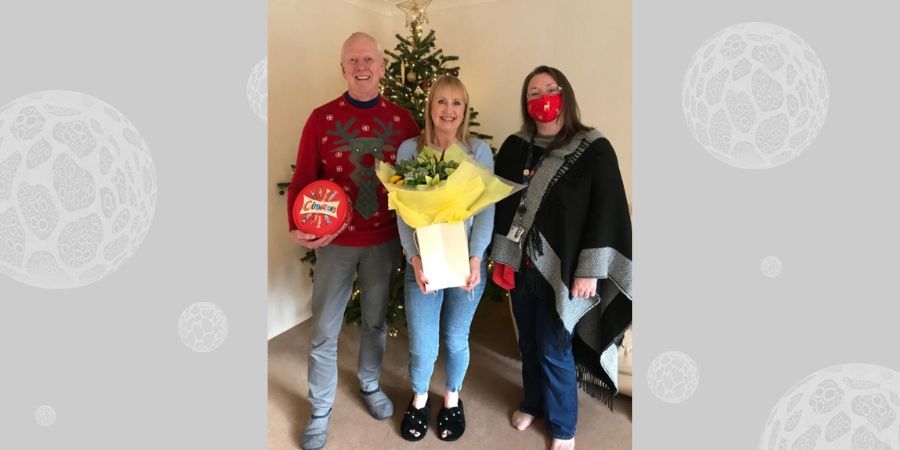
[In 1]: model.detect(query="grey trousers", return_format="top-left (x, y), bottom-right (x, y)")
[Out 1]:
top-left (307, 238), bottom-right (400, 416)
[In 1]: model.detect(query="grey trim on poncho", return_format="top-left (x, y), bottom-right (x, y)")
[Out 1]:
top-left (490, 129), bottom-right (633, 394)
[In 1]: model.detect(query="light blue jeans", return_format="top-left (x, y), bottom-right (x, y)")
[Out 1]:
top-left (405, 259), bottom-right (487, 394)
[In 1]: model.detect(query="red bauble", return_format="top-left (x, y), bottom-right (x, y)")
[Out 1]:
top-left (293, 180), bottom-right (352, 237)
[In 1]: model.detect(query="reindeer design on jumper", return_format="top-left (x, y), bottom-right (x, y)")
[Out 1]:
top-left (327, 117), bottom-right (401, 219)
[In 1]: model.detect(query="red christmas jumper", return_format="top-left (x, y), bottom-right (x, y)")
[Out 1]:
top-left (287, 93), bottom-right (419, 246)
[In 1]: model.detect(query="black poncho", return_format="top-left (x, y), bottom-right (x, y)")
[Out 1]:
top-left (491, 129), bottom-right (632, 402)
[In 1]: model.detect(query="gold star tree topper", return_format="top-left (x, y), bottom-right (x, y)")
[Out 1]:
top-left (396, 0), bottom-right (432, 27)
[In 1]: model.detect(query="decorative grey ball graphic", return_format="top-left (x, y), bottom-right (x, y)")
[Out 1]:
top-left (0, 91), bottom-right (157, 288)
top-left (35, 405), bottom-right (56, 426)
top-left (683, 23), bottom-right (829, 169)
top-left (759, 363), bottom-right (900, 449)
top-left (761, 256), bottom-right (783, 278)
top-left (647, 351), bottom-right (700, 403)
top-left (178, 302), bottom-right (228, 352)
top-left (246, 58), bottom-right (267, 122)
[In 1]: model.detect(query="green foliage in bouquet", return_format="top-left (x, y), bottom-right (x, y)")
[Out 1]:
top-left (391, 147), bottom-right (458, 188)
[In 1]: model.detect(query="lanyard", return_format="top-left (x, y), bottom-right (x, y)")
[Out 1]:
top-left (517, 134), bottom-right (544, 215)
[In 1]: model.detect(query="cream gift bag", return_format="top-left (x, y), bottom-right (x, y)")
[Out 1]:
top-left (414, 222), bottom-right (470, 291)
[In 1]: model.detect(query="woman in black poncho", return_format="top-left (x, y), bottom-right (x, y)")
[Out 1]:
top-left (490, 66), bottom-right (632, 450)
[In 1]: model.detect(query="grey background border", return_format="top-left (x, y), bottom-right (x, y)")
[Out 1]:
top-left (5, 0), bottom-right (900, 448)
top-left (635, 0), bottom-right (900, 448)
top-left (0, 1), bottom-right (266, 448)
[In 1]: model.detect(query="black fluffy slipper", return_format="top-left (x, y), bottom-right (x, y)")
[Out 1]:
top-left (437, 399), bottom-right (465, 441)
top-left (400, 396), bottom-right (431, 442)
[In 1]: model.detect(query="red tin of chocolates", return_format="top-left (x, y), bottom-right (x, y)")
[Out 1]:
top-left (293, 180), bottom-right (352, 237)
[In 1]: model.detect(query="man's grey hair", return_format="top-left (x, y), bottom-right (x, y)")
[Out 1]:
top-left (341, 32), bottom-right (384, 61)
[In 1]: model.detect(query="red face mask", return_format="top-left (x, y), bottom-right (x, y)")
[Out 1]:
top-left (527, 94), bottom-right (562, 123)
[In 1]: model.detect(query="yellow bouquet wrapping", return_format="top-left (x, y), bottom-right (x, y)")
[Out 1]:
top-left (376, 144), bottom-right (523, 290)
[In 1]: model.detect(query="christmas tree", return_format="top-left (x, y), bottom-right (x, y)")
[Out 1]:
top-left (379, 16), bottom-right (492, 144)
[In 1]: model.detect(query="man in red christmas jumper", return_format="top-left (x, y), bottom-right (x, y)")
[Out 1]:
top-left (287, 32), bottom-right (419, 450)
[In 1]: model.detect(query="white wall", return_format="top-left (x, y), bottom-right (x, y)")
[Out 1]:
top-left (426, 0), bottom-right (632, 199)
top-left (268, 0), bottom-right (631, 339)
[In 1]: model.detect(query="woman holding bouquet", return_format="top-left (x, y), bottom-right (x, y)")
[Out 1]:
top-left (491, 66), bottom-right (633, 450)
top-left (396, 75), bottom-right (494, 442)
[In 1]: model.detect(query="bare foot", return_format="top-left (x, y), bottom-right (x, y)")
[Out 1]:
top-left (413, 393), bottom-right (428, 409)
top-left (550, 437), bottom-right (575, 450)
top-left (444, 391), bottom-right (458, 408)
top-left (511, 410), bottom-right (535, 431)
top-left (441, 391), bottom-right (460, 439)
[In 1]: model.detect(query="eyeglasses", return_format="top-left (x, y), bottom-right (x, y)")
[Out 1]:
top-left (526, 86), bottom-right (562, 100)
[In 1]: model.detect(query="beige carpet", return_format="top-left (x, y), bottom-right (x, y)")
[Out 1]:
top-left (268, 297), bottom-right (632, 449)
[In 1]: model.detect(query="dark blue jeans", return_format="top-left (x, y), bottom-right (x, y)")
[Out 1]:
top-left (510, 267), bottom-right (577, 440)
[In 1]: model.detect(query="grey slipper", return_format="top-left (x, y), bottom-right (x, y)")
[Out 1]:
top-left (360, 387), bottom-right (394, 420)
top-left (300, 409), bottom-right (332, 450)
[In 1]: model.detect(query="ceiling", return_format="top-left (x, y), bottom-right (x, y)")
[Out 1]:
top-left (340, 0), bottom-right (499, 16)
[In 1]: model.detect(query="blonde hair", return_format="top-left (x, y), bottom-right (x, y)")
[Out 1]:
top-left (417, 75), bottom-right (471, 153)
